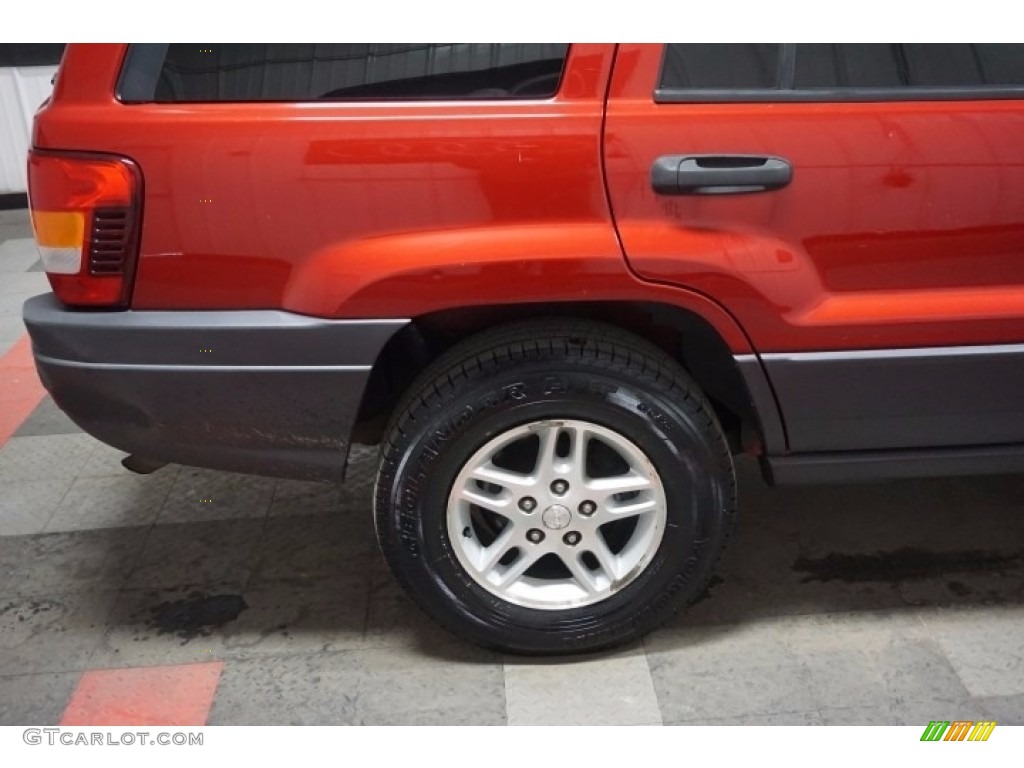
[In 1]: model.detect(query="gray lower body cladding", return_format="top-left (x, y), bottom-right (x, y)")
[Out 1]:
top-left (23, 293), bottom-right (407, 480)
top-left (758, 345), bottom-right (1024, 453)
top-left (25, 291), bottom-right (1024, 485)
top-left (736, 344), bottom-right (1024, 484)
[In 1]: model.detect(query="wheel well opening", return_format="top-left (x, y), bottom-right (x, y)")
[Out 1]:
top-left (352, 302), bottom-right (763, 454)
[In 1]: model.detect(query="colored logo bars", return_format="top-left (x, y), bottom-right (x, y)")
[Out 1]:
top-left (920, 721), bottom-right (997, 742)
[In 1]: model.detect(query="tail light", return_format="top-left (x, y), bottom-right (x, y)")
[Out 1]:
top-left (27, 150), bottom-right (142, 307)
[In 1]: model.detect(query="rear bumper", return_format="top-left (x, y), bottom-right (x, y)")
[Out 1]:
top-left (23, 294), bottom-right (407, 480)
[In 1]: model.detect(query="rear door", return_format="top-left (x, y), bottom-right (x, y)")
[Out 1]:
top-left (604, 44), bottom-right (1024, 453)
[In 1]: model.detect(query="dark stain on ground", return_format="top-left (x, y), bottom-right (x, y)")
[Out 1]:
top-left (146, 593), bottom-right (248, 641)
top-left (793, 547), bottom-right (1023, 583)
top-left (1, 599), bottom-right (59, 622)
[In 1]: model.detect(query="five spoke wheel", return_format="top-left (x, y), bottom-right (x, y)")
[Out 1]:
top-left (447, 419), bottom-right (667, 610)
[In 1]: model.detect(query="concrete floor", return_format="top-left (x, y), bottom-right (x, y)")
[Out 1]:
top-left (1, 207), bottom-right (1023, 725)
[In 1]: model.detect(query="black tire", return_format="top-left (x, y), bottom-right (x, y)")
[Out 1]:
top-left (373, 319), bottom-right (736, 655)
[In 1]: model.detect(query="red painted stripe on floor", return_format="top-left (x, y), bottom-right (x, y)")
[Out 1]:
top-left (60, 662), bottom-right (224, 727)
top-left (0, 335), bottom-right (45, 447)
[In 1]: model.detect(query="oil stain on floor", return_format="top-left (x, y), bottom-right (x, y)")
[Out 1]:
top-left (793, 547), bottom-right (1024, 584)
top-left (147, 592), bottom-right (248, 642)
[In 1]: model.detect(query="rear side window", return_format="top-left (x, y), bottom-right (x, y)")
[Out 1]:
top-left (657, 43), bottom-right (1024, 102)
top-left (118, 44), bottom-right (570, 102)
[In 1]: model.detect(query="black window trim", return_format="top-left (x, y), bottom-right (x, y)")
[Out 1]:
top-left (655, 43), bottom-right (1024, 104)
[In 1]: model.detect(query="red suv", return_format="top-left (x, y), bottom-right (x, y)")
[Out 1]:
top-left (22, 44), bottom-right (1024, 654)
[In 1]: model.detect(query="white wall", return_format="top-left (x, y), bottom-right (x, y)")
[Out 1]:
top-left (0, 65), bottom-right (58, 194)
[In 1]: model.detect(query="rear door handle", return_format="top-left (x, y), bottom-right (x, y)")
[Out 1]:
top-left (651, 154), bottom-right (792, 195)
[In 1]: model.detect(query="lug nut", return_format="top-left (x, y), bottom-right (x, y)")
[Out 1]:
top-left (550, 479), bottom-right (569, 495)
top-left (527, 529), bottom-right (545, 544)
top-left (519, 497), bottom-right (537, 513)
top-left (563, 531), bottom-right (581, 546)
top-left (578, 500), bottom-right (596, 516)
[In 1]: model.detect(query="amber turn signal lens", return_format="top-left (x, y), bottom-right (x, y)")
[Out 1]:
top-left (30, 210), bottom-right (86, 274)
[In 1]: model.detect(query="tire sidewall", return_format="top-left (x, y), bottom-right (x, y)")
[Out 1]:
top-left (378, 357), bottom-right (732, 653)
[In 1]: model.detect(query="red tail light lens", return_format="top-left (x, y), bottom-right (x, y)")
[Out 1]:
top-left (27, 150), bottom-right (142, 307)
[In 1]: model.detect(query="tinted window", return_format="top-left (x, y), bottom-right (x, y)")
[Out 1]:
top-left (794, 44), bottom-right (903, 88)
top-left (795, 44), bottom-right (1024, 88)
top-left (0, 44), bottom-right (65, 68)
top-left (119, 44), bottom-right (569, 102)
top-left (660, 44), bottom-right (782, 90)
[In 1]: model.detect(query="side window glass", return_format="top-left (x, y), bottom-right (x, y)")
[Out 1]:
top-left (0, 44), bottom-right (65, 67)
top-left (658, 43), bottom-right (1024, 100)
top-left (659, 44), bottom-right (782, 91)
top-left (794, 44), bottom-right (1024, 89)
top-left (120, 44), bottom-right (570, 102)
top-left (971, 44), bottom-right (1024, 85)
top-left (794, 44), bottom-right (903, 88)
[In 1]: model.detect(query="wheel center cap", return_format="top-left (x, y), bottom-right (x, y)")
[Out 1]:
top-left (541, 504), bottom-right (572, 530)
